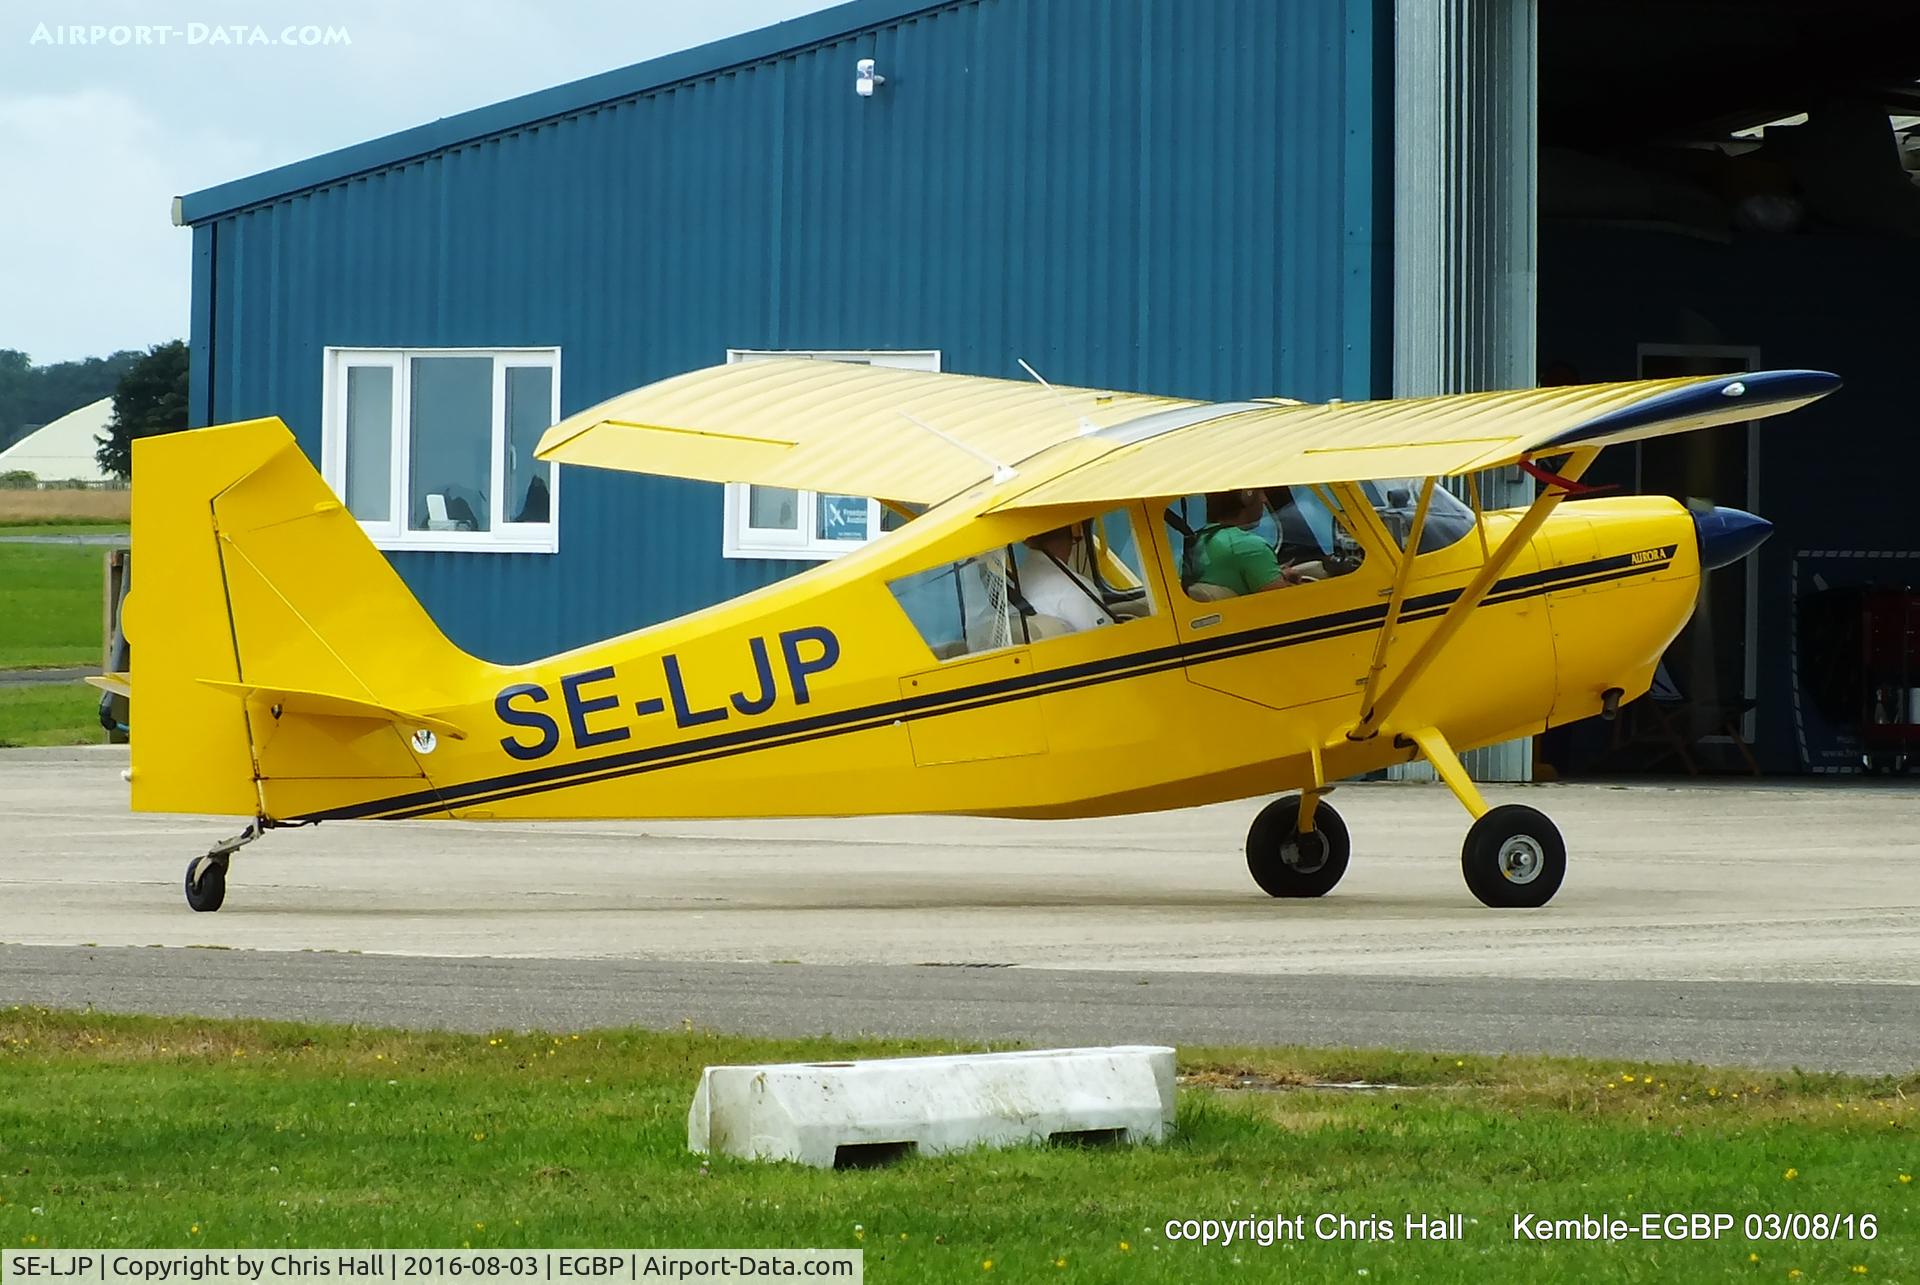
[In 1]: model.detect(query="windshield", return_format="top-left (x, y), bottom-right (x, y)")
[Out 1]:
top-left (1360, 479), bottom-right (1476, 554)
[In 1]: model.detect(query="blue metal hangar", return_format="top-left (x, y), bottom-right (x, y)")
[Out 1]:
top-left (176, 0), bottom-right (1920, 777)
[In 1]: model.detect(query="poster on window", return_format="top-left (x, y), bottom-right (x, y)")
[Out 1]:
top-left (818, 494), bottom-right (869, 542)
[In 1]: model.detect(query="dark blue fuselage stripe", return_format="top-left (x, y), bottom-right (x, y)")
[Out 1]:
top-left (298, 549), bottom-right (1674, 822)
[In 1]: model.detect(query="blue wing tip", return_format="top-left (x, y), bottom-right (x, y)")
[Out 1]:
top-left (1544, 368), bottom-right (1843, 452)
top-left (1739, 369), bottom-right (1842, 399)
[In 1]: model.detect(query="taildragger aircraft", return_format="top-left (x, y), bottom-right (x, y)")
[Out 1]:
top-left (95, 360), bottom-right (1837, 912)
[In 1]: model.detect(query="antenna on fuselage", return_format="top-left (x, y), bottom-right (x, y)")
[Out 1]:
top-left (1017, 357), bottom-right (1098, 436)
top-left (900, 411), bottom-right (1018, 484)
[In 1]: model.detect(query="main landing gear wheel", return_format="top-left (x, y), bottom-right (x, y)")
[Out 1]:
top-left (1460, 804), bottom-right (1565, 908)
top-left (1246, 795), bottom-right (1351, 898)
top-left (184, 855), bottom-right (229, 913)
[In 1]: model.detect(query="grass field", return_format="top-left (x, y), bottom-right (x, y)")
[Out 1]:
top-left (0, 488), bottom-right (129, 524)
top-left (0, 1011), bottom-right (1911, 1281)
top-left (0, 542), bottom-right (104, 669)
top-left (0, 683), bottom-right (103, 746)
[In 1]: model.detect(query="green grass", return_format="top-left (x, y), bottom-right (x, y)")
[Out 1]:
top-left (0, 541), bottom-right (104, 669)
top-left (0, 682), bottom-right (104, 746)
top-left (0, 1011), bottom-right (1912, 1281)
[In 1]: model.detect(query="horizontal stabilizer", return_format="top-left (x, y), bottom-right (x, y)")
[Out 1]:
top-left (197, 679), bottom-right (467, 741)
top-left (85, 673), bottom-right (131, 698)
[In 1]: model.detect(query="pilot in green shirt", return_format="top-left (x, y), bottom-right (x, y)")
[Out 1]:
top-left (1192, 489), bottom-right (1305, 595)
top-left (1195, 525), bottom-right (1282, 594)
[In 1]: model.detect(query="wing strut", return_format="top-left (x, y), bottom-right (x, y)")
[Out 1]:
top-left (1352, 476), bottom-right (1437, 727)
top-left (1347, 448), bottom-right (1599, 742)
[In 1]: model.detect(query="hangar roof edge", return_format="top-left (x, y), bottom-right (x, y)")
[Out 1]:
top-left (175, 0), bottom-right (956, 226)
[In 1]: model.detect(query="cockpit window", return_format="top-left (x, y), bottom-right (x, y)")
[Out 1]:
top-left (1165, 487), bottom-right (1367, 601)
top-left (1361, 478), bottom-right (1476, 554)
top-left (889, 509), bottom-right (1157, 659)
top-left (888, 548), bottom-right (1022, 659)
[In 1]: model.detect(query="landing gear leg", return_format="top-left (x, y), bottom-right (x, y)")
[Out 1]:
top-left (1406, 727), bottom-right (1566, 909)
top-left (184, 819), bottom-right (264, 913)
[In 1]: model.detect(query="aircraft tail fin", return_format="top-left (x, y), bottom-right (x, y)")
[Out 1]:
top-left (127, 419), bottom-right (480, 817)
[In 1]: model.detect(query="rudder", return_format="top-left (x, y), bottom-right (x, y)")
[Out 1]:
top-left (128, 419), bottom-right (481, 818)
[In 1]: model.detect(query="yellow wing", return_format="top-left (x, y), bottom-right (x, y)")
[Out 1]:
top-left (538, 361), bottom-right (1838, 510)
top-left (534, 358), bottom-right (1198, 505)
top-left (988, 370), bottom-right (1840, 512)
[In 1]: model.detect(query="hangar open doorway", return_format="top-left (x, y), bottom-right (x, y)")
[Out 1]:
top-left (1530, 0), bottom-right (1920, 778)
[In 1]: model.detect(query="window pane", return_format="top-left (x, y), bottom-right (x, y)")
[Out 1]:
top-left (504, 366), bottom-right (553, 524)
top-left (748, 486), bottom-right (799, 531)
top-left (344, 365), bottom-right (392, 522)
top-left (1360, 478), bottom-right (1475, 553)
top-left (1179, 488), bottom-right (1369, 600)
top-left (1012, 511), bottom-right (1156, 630)
top-left (889, 549), bottom-right (1017, 659)
top-left (408, 356), bottom-right (493, 533)
top-left (816, 493), bottom-right (870, 542)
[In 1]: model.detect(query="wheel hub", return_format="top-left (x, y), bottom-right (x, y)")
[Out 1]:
top-left (1498, 834), bottom-right (1544, 884)
top-left (1283, 829), bottom-right (1330, 874)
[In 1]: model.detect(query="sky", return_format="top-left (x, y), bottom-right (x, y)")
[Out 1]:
top-left (0, 0), bottom-right (829, 364)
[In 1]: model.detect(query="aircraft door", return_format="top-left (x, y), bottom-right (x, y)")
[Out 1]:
top-left (1159, 482), bottom-right (1557, 735)
top-left (1160, 487), bottom-right (1389, 711)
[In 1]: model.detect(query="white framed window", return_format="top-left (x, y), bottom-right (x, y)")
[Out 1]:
top-left (322, 347), bottom-right (561, 554)
top-left (721, 349), bottom-right (941, 560)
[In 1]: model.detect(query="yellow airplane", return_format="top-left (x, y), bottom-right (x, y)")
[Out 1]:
top-left (100, 360), bottom-right (1837, 913)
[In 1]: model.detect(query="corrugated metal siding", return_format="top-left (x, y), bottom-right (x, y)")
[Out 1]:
top-left (1394, 0), bottom-right (1536, 401)
top-left (193, 0), bottom-right (1386, 663)
top-left (1391, 0), bottom-right (1537, 783)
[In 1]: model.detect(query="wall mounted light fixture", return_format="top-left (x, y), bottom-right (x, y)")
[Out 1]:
top-left (856, 58), bottom-right (885, 97)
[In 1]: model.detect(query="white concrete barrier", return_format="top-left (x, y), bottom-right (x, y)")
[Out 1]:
top-left (688, 1045), bottom-right (1177, 1168)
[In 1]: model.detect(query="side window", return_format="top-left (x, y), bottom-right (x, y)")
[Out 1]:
top-left (1167, 487), bottom-right (1368, 602)
top-left (889, 509), bottom-right (1158, 659)
top-left (1361, 478), bottom-right (1476, 554)
top-left (889, 548), bottom-right (1023, 660)
top-left (323, 347), bottom-right (561, 554)
top-left (1013, 511), bottom-right (1157, 634)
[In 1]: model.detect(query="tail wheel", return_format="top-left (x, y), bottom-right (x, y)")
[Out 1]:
top-left (184, 856), bottom-right (228, 913)
top-left (1461, 804), bottom-right (1565, 908)
top-left (1246, 796), bottom-right (1350, 898)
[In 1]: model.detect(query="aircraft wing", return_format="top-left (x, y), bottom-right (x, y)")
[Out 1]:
top-left (988, 370), bottom-right (1839, 512)
top-left (535, 358), bottom-right (1198, 506)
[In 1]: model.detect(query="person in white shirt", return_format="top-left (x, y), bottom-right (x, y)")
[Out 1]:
top-left (1019, 526), bottom-right (1116, 632)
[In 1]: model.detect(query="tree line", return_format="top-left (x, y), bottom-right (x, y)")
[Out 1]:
top-left (0, 343), bottom-right (189, 481)
top-left (0, 349), bottom-right (143, 450)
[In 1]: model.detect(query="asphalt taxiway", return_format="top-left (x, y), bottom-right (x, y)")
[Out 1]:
top-left (3, 747), bottom-right (1915, 1070)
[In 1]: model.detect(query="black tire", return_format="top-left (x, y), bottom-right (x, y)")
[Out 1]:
top-left (1246, 796), bottom-right (1350, 898)
top-left (184, 857), bottom-right (227, 913)
top-left (1461, 804), bottom-right (1565, 908)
